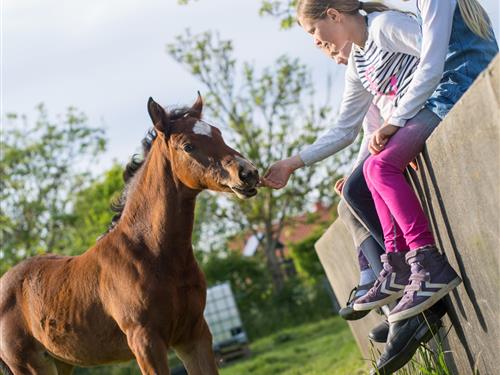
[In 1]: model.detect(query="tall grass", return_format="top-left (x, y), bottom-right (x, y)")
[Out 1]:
top-left (368, 324), bottom-right (476, 375)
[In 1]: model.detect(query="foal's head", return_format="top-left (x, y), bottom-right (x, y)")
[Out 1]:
top-left (147, 94), bottom-right (259, 199)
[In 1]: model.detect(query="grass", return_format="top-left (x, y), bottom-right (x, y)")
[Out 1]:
top-left (73, 315), bottom-right (367, 375)
top-left (74, 315), bottom-right (459, 375)
top-left (368, 324), bottom-right (462, 375)
top-left (220, 316), bottom-right (368, 375)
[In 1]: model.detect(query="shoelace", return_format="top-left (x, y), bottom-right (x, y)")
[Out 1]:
top-left (346, 286), bottom-right (359, 305)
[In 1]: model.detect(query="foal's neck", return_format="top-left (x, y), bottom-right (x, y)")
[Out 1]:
top-left (118, 146), bottom-right (198, 260)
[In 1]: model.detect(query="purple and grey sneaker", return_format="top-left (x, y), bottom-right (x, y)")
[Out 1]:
top-left (388, 246), bottom-right (462, 323)
top-left (353, 252), bottom-right (410, 311)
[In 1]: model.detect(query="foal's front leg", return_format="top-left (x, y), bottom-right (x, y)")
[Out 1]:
top-left (174, 321), bottom-right (218, 375)
top-left (126, 326), bottom-right (170, 375)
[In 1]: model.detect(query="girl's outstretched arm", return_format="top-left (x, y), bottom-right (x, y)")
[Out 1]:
top-left (261, 55), bottom-right (373, 190)
top-left (298, 54), bottom-right (373, 166)
top-left (261, 155), bottom-right (305, 189)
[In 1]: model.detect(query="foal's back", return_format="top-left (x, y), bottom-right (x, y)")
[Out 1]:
top-left (0, 251), bottom-right (134, 368)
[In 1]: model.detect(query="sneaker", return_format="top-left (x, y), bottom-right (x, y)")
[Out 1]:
top-left (353, 252), bottom-right (410, 311)
top-left (368, 319), bottom-right (389, 343)
top-left (338, 283), bottom-right (373, 320)
top-left (371, 300), bottom-right (447, 375)
top-left (388, 246), bottom-right (462, 323)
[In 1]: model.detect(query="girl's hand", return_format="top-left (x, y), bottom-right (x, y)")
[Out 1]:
top-left (369, 124), bottom-right (400, 155)
top-left (260, 155), bottom-right (304, 190)
top-left (334, 177), bottom-right (346, 196)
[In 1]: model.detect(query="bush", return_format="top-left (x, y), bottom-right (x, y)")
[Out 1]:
top-left (202, 249), bottom-right (334, 340)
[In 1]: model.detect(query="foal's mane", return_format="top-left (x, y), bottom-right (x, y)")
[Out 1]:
top-left (100, 105), bottom-right (193, 237)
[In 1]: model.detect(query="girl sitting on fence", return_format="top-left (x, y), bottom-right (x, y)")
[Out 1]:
top-left (314, 41), bottom-right (392, 324)
top-left (262, 0), bottom-right (497, 322)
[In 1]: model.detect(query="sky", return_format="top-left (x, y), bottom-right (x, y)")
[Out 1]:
top-left (2, 0), bottom-right (499, 173)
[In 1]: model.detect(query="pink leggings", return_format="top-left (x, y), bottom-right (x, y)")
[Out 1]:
top-left (363, 109), bottom-right (440, 253)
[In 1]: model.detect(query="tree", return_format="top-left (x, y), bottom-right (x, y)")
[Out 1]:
top-left (202, 249), bottom-right (272, 333)
top-left (0, 105), bottom-right (106, 274)
top-left (167, 31), bottom-right (358, 292)
top-left (259, 0), bottom-right (298, 29)
top-left (288, 224), bottom-right (329, 285)
top-left (63, 164), bottom-right (124, 254)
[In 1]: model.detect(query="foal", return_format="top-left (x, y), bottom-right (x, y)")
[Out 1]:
top-left (0, 95), bottom-right (259, 375)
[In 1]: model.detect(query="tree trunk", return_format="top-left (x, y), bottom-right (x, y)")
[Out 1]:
top-left (263, 236), bottom-right (285, 293)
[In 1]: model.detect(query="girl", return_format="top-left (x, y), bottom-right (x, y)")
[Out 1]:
top-left (262, 0), bottom-right (437, 318)
top-left (263, 0), bottom-right (496, 323)
top-left (342, 0), bottom-right (498, 323)
top-left (316, 41), bottom-right (393, 322)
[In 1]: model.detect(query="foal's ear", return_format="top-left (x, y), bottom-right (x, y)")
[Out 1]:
top-left (147, 97), bottom-right (170, 134)
top-left (189, 91), bottom-right (203, 119)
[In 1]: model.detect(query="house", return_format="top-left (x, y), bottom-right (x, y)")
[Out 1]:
top-left (229, 202), bottom-right (337, 276)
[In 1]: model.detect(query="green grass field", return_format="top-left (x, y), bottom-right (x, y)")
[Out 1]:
top-left (73, 314), bottom-right (451, 374)
top-left (73, 315), bottom-right (369, 375)
top-left (220, 316), bottom-right (369, 375)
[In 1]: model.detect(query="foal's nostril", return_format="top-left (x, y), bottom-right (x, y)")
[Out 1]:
top-left (238, 166), bottom-right (259, 185)
top-left (238, 167), bottom-right (249, 181)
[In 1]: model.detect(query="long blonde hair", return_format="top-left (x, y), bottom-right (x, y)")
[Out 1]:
top-left (296, 0), bottom-right (391, 20)
top-left (457, 0), bottom-right (493, 40)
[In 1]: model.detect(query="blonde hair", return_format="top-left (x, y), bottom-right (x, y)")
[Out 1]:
top-left (457, 0), bottom-right (493, 40)
top-left (296, 0), bottom-right (391, 20)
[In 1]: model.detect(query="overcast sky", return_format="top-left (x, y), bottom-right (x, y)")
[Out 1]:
top-left (3, 0), bottom-right (499, 172)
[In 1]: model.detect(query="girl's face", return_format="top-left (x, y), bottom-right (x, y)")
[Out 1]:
top-left (319, 41), bottom-right (352, 65)
top-left (299, 9), bottom-right (350, 58)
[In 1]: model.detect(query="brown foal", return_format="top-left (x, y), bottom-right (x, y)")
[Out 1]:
top-left (0, 95), bottom-right (259, 375)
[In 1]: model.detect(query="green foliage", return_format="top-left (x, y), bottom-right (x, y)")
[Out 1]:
top-left (192, 190), bottom-right (231, 252)
top-left (0, 105), bottom-right (106, 274)
top-left (259, 0), bottom-right (298, 29)
top-left (288, 225), bottom-right (330, 284)
top-left (202, 248), bottom-right (333, 340)
top-left (63, 164), bottom-right (124, 254)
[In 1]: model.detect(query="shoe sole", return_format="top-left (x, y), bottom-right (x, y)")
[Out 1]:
top-left (388, 277), bottom-right (462, 323)
top-left (353, 291), bottom-right (403, 311)
top-left (340, 309), bottom-right (371, 321)
top-left (373, 319), bottom-right (442, 375)
top-left (368, 326), bottom-right (389, 343)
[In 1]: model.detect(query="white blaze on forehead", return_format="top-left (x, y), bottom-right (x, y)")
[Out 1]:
top-left (193, 120), bottom-right (212, 137)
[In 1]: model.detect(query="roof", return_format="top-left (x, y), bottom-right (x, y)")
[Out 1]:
top-left (228, 202), bottom-right (335, 256)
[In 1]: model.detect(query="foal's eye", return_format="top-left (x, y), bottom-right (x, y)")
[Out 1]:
top-left (183, 144), bottom-right (194, 153)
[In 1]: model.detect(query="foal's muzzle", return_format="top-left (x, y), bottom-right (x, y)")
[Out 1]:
top-left (230, 157), bottom-right (259, 199)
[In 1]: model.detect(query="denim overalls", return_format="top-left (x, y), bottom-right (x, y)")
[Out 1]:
top-left (422, 3), bottom-right (499, 119)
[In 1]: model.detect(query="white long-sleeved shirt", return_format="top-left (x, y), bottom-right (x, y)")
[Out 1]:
top-left (389, 0), bottom-right (456, 126)
top-left (299, 11), bottom-right (422, 166)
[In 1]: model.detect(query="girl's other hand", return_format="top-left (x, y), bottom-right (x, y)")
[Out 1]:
top-left (369, 124), bottom-right (400, 155)
top-left (409, 158), bottom-right (418, 171)
top-left (334, 177), bottom-right (346, 196)
top-left (260, 156), bottom-right (304, 190)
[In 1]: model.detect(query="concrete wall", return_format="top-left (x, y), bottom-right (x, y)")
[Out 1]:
top-left (315, 55), bottom-right (500, 374)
